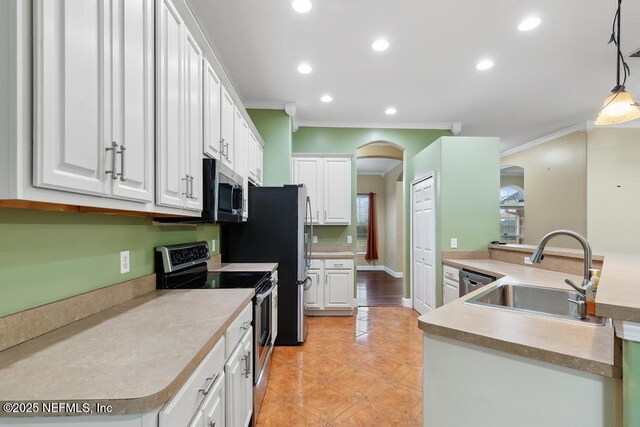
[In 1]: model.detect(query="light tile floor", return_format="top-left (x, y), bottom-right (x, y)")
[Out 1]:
top-left (257, 307), bottom-right (423, 426)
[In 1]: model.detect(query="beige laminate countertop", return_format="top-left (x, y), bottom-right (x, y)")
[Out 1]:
top-left (209, 262), bottom-right (278, 274)
top-left (419, 259), bottom-right (620, 378)
top-left (310, 251), bottom-right (355, 259)
top-left (0, 289), bottom-right (254, 416)
top-left (593, 253), bottom-right (640, 323)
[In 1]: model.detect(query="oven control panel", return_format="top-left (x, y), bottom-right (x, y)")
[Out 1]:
top-left (156, 242), bottom-right (210, 273)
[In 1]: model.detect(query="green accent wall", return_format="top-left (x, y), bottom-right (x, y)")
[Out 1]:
top-left (246, 109), bottom-right (292, 186)
top-left (624, 340), bottom-right (640, 426)
top-left (412, 136), bottom-right (500, 306)
top-left (0, 208), bottom-right (219, 317)
top-left (292, 126), bottom-right (451, 297)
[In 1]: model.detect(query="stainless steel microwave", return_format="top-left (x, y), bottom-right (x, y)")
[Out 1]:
top-left (202, 158), bottom-right (243, 222)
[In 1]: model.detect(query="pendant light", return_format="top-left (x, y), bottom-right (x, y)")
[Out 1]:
top-left (595, 0), bottom-right (640, 126)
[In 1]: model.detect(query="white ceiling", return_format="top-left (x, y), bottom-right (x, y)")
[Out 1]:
top-left (357, 158), bottom-right (401, 176)
top-left (186, 0), bottom-right (640, 151)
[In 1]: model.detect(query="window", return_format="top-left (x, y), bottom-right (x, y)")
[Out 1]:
top-left (356, 195), bottom-right (369, 254)
top-left (499, 186), bottom-right (525, 244)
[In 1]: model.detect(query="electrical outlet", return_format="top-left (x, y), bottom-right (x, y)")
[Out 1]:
top-left (450, 238), bottom-right (458, 249)
top-left (211, 239), bottom-right (216, 253)
top-left (120, 251), bottom-right (130, 274)
top-left (524, 256), bottom-right (533, 265)
top-left (347, 235), bottom-right (353, 244)
top-left (313, 235), bottom-right (318, 244)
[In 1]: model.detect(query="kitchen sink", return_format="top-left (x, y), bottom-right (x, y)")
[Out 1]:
top-left (465, 283), bottom-right (606, 326)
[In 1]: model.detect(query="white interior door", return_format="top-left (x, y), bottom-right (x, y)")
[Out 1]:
top-left (412, 176), bottom-right (436, 314)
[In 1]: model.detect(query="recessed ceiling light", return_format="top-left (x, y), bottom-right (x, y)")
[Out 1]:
top-left (297, 63), bottom-right (312, 74)
top-left (372, 38), bottom-right (390, 52)
top-left (320, 94), bottom-right (333, 103)
top-left (291, 0), bottom-right (312, 14)
top-left (518, 16), bottom-right (541, 32)
top-left (476, 59), bottom-right (494, 71)
top-left (385, 107), bottom-right (397, 115)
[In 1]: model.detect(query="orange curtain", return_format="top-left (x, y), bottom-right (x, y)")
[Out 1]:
top-left (365, 192), bottom-right (378, 261)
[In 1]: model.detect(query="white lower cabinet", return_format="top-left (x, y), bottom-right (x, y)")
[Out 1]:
top-left (304, 259), bottom-right (354, 313)
top-left (225, 329), bottom-right (253, 427)
top-left (272, 281), bottom-right (279, 343)
top-left (443, 265), bottom-right (460, 305)
top-left (188, 372), bottom-right (225, 427)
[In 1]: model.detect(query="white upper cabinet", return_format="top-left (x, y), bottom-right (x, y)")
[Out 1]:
top-left (203, 58), bottom-right (222, 160)
top-left (292, 157), bottom-right (323, 224)
top-left (156, 0), bottom-right (203, 211)
top-left (323, 157), bottom-right (351, 224)
top-left (34, 0), bottom-right (154, 202)
top-left (183, 30), bottom-right (203, 212)
top-left (256, 141), bottom-right (264, 186)
top-left (234, 106), bottom-right (249, 220)
top-left (292, 156), bottom-right (350, 225)
top-left (247, 132), bottom-right (264, 186)
top-left (220, 86), bottom-right (235, 170)
top-left (156, 0), bottom-right (184, 208)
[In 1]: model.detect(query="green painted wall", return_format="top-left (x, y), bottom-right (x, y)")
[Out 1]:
top-left (246, 109), bottom-right (292, 186)
top-left (624, 340), bottom-right (640, 426)
top-left (292, 126), bottom-right (451, 297)
top-left (412, 137), bottom-right (500, 306)
top-left (0, 208), bottom-right (219, 317)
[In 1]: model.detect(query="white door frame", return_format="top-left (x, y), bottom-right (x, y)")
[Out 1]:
top-left (410, 172), bottom-right (437, 312)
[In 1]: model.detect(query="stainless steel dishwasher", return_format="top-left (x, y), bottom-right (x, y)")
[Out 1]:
top-left (459, 269), bottom-right (497, 297)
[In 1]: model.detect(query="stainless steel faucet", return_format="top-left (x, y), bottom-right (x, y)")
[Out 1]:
top-left (529, 230), bottom-right (593, 319)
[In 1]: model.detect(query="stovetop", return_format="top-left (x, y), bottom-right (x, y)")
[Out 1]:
top-left (203, 271), bottom-right (271, 290)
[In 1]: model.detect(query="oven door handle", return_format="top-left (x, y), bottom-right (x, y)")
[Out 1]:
top-left (256, 281), bottom-right (276, 304)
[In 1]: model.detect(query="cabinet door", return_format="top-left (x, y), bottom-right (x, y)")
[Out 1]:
top-left (203, 59), bottom-right (222, 160)
top-left (234, 108), bottom-right (249, 220)
top-left (156, 0), bottom-right (184, 208)
top-left (293, 158), bottom-right (323, 224)
top-left (111, 0), bottom-right (154, 202)
top-left (241, 330), bottom-right (253, 427)
top-left (183, 30), bottom-right (203, 212)
top-left (323, 158), bottom-right (351, 224)
top-left (304, 269), bottom-right (322, 309)
top-left (256, 142), bottom-right (264, 185)
top-left (325, 269), bottom-right (353, 308)
top-left (200, 373), bottom-right (225, 427)
top-left (220, 86), bottom-right (235, 170)
top-left (33, 0), bottom-right (111, 196)
top-left (225, 341), bottom-right (245, 427)
top-left (247, 131), bottom-right (258, 182)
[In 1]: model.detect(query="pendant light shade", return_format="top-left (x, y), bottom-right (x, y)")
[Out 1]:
top-left (595, 0), bottom-right (640, 126)
top-left (595, 89), bottom-right (640, 125)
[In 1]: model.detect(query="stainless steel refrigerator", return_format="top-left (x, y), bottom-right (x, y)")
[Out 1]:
top-left (221, 184), bottom-right (313, 345)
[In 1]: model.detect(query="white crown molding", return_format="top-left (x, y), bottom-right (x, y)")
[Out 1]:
top-left (243, 101), bottom-right (287, 110)
top-left (500, 122), bottom-right (588, 158)
top-left (614, 320), bottom-right (640, 342)
top-left (297, 120), bottom-right (461, 133)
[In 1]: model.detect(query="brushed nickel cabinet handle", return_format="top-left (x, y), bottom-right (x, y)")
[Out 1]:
top-left (117, 144), bottom-right (126, 181)
top-left (105, 141), bottom-right (118, 180)
top-left (198, 374), bottom-right (219, 396)
top-left (182, 175), bottom-right (190, 198)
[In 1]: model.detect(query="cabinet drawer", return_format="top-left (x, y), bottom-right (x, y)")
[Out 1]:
top-left (443, 283), bottom-right (459, 305)
top-left (159, 337), bottom-right (225, 427)
top-left (225, 302), bottom-right (252, 359)
top-left (324, 259), bottom-right (353, 269)
top-left (309, 259), bottom-right (323, 269)
top-left (443, 266), bottom-right (460, 281)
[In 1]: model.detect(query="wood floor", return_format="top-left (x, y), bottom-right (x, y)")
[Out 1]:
top-left (356, 271), bottom-right (404, 307)
top-left (257, 307), bottom-right (423, 426)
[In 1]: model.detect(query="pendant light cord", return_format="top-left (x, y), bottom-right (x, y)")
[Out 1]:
top-left (610, 0), bottom-right (630, 90)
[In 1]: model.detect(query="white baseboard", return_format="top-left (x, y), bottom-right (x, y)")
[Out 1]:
top-left (402, 298), bottom-right (412, 308)
top-left (356, 265), bottom-right (404, 279)
top-left (356, 265), bottom-right (385, 272)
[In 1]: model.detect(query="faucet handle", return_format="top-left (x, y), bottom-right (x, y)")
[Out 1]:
top-left (564, 279), bottom-right (586, 296)
top-left (568, 298), bottom-right (587, 320)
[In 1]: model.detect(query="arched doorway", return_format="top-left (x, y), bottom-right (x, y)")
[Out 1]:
top-left (355, 141), bottom-right (405, 306)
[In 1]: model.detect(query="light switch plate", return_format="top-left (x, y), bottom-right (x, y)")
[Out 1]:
top-left (211, 239), bottom-right (216, 252)
top-left (120, 251), bottom-right (130, 274)
top-left (450, 238), bottom-right (458, 249)
top-left (313, 236), bottom-right (318, 244)
top-left (347, 235), bottom-right (353, 244)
